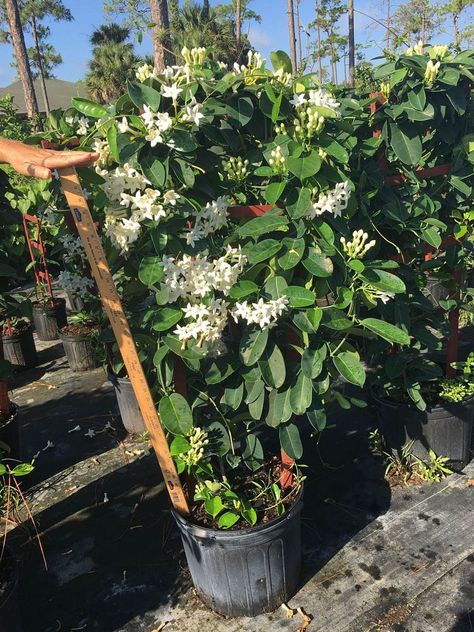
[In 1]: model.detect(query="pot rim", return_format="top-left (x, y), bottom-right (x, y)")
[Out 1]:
top-left (171, 484), bottom-right (303, 539)
top-left (2, 324), bottom-right (33, 340)
top-left (59, 330), bottom-right (95, 341)
top-left (107, 370), bottom-right (130, 384)
top-left (371, 387), bottom-right (474, 412)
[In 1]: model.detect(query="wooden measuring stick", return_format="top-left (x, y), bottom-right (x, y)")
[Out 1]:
top-left (57, 166), bottom-right (189, 516)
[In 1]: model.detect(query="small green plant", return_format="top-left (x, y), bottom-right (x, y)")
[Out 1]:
top-left (383, 443), bottom-right (453, 485)
top-left (439, 353), bottom-right (474, 403)
top-left (368, 428), bottom-right (382, 454)
top-left (413, 450), bottom-right (453, 482)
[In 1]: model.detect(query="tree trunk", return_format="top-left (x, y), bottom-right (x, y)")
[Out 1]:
top-left (386, 0), bottom-right (391, 49)
top-left (315, 0), bottom-right (323, 83)
top-left (4, 0), bottom-right (39, 120)
top-left (453, 11), bottom-right (459, 45)
top-left (348, 0), bottom-right (355, 87)
top-left (236, 0), bottom-right (242, 48)
top-left (30, 15), bottom-right (50, 115)
top-left (287, 0), bottom-right (297, 75)
top-left (296, 0), bottom-right (303, 69)
top-left (203, 0), bottom-right (210, 19)
top-left (149, 0), bottom-right (173, 73)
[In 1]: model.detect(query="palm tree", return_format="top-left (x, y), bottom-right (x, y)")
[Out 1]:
top-left (86, 23), bottom-right (139, 102)
top-left (3, 0), bottom-right (39, 119)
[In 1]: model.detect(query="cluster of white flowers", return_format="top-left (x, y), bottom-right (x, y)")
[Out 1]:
top-left (135, 63), bottom-right (154, 82)
top-left (269, 145), bottom-right (287, 172)
top-left (60, 234), bottom-right (84, 263)
top-left (181, 96), bottom-right (204, 127)
top-left (290, 88), bottom-right (340, 114)
top-left (271, 67), bottom-right (293, 86)
top-left (100, 163), bottom-right (178, 253)
top-left (307, 181), bottom-right (351, 219)
top-left (233, 50), bottom-right (264, 74)
top-left (162, 82), bottom-right (183, 101)
top-left (58, 270), bottom-right (94, 299)
top-left (429, 45), bottom-right (449, 60)
top-left (424, 59), bottom-right (441, 85)
top-left (140, 104), bottom-right (173, 147)
top-left (380, 81), bottom-right (391, 100)
top-left (223, 156), bottom-right (249, 181)
top-left (162, 246), bottom-right (246, 301)
top-left (175, 299), bottom-right (229, 347)
top-left (65, 115), bottom-right (90, 136)
top-left (372, 289), bottom-right (395, 304)
top-left (406, 40), bottom-right (424, 56)
top-left (92, 138), bottom-right (112, 170)
top-left (231, 296), bottom-right (289, 329)
top-left (178, 426), bottom-right (209, 466)
top-left (340, 230), bottom-right (376, 259)
top-left (185, 196), bottom-right (229, 247)
top-left (182, 46), bottom-right (207, 66)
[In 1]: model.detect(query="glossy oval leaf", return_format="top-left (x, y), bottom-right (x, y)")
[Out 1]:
top-left (258, 342), bottom-right (286, 388)
top-left (138, 256), bottom-right (164, 286)
top-left (285, 286), bottom-right (315, 308)
top-left (333, 351), bottom-right (366, 387)
top-left (361, 318), bottom-right (410, 345)
top-left (290, 372), bottom-right (313, 415)
top-left (159, 393), bottom-right (193, 435)
top-left (152, 307), bottom-right (182, 331)
top-left (242, 434), bottom-right (264, 471)
top-left (279, 423), bottom-right (303, 460)
top-left (239, 327), bottom-right (269, 366)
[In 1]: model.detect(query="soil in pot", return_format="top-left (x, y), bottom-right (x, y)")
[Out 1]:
top-left (0, 549), bottom-right (22, 632)
top-left (373, 390), bottom-right (474, 466)
top-left (32, 298), bottom-right (67, 341)
top-left (60, 325), bottom-right (98, 372)
top-left (173, 476), bottom-right (303, 617)
top-left (108, 372), bottom-right (145, 434)
top-left (2, 322), bottom-right (38, 369)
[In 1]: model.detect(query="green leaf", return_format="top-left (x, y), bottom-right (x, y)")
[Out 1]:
top-left (292, 307), bottom-right (322, 333)
top-left (127, 81), bottom-right (161, 110)
top-left (302, 248), bottom-right (333, 277)
top-left (218, 511), bottom-right (240, 528)
top-left (287, 150), bottom-right (321, 180)
top-left (278, 238), bottom-right (305, 269)
top-left (153, 344), bottom-right (169, 368)
top-left (72, 97), bottom-right (107, 118)
top-left (140, 152), bottom-right (166, 187)
top-left (244, 239), bottom-right (282, 264)
top-left (242, 504), bottom-right (258, 526)
top-left (265, 275), bottom-right (288, 299)
top-left (286, 187), bottom-right (312, 219)
top-left (301, 345), bottom-right (326, 378)
top-left (159, 393), bottom-right (193, 435)
top-left (285, 286), bottom-right (315, 308)
top-left (279, 423), bottom-right (303, 460)
top-left (205, 496), bottom-right (224, 518)
top-left (270, 50), bottom-right (293, 74)
top-left (229, 280), bottom-right (258, 299)
top-left (333, 351), bottom-right (366, 387)
top-left (389, 122), bottom-right (422, 166)
top-left (138, 256), bottom-right (164, 286)
top-left (10, 463), bottom-right (34, 477)
top-left (306, 400), bottom-right (326, 431)
top-left (237, 211), bottom-right (289, 239)
top-left (408, 385), bottom-right (427, 411)
top-left (321, 308), bottom-right (352, 330)
top-left (221, 382), bottom-right (244, 410)
top-left (290, 372), bottom-right (313, 415)
top-left (152, 307), bottom-right (182, 331)
top-left (264, 181), bottom-right (287, 204)
top-left (207, 421), bottom-right (231, 456)
top-left (266, 388), bottom-right (292, 427)
top-left (361, 318), bottom-right (410, 345)
top-left (172, 158), bottom-right (195, 187)
top-left (249, 384), bottom-right (265, 419)
top-left (360, 269), bottom-right (406, 294)
top-left (227, 96), bottom-right (254, 127)
top-left (163, 335), bottom-right (207, 360)
top-left (170, 435), bottom-right (190, 456)
top-left (106, 124), bottom-right (119, 161)
top-left (205, 357), bottom-right (239, 384)
top-left (245, 378), bottom-right (264, 403)
top-left (421, 227), bottom-right (442, 249)
top-left (407, 85), bottom-right (426, 110)
top-left (258, 342), bottom-right (286, 388)
top-left (242, 434), bottom-right (264, 471)
top-left (239, 327), bottom-right (269, 366)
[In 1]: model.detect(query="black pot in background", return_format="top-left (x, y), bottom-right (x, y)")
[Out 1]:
top-left (172, 493), bottom-right (303, 617)
top-left (60, 331), bottom-right (97, 372)
top-left (108, 372), bottom-right (145, 434)
top-left (373, 392), bottom-right (474, 466)
top-left (424, 274), bottom-right (454, 309)
top-left (32, 298), bottom-right (67, 341)
top-left (0, 548), bottom-right (23, 632)
top-left (3, 326), bottom-right (38, 369)
top-left (0, 404), bottom-right (20, 460)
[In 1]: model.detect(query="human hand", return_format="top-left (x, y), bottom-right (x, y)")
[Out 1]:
top-left (0, 138), bottom-right (99, 179)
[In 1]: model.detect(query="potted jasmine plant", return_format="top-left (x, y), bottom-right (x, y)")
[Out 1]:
top-left (47, 47), bottom-right (413, 616)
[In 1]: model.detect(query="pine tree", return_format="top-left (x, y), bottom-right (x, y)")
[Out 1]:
top-left (149, 0), bottom-right (172, 71)
top-left (438, 0), bottom-right (473, 45)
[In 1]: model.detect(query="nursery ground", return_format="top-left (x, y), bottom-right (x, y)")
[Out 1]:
top-left (7, 331), bottom-right (474, 632)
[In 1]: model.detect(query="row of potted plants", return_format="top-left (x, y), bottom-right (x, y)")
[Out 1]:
top-left (2, 43), bottom-right (473, 618)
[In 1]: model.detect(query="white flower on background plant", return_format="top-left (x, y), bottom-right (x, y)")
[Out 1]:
top-left (76, 116), bottom-right (89, 136)
top-left (58, 270), bottom-right (94, 299)
top-left (182, 98), bottom-right (204, 127)
top-left (163, 190), bottom-right (180, 206)
top-left (185, 196), bottom-right (229, 246)
top-left (84, 429), bottom-right (96, 438)
top-left (135, 63), bottom-right (153, 82)
top-left (162, 83), bottom-right (183, 101)
top-left (175, 298), bottom-right (229, 347)
top-left (231, 296), bottom-right (289, 329)
top-left (60, 234), bottom-right (84, 263)
top-left (430, 45), bottom-right (449, 59)
top-left (118, 117), bottom-right (133, 134)
top-left (307, 181), bottom-right (351, 219)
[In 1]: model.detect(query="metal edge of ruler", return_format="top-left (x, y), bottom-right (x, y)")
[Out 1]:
top-left (57, 165), bottom-right (190, 516)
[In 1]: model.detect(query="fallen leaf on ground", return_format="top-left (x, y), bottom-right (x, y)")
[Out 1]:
top-left (281, 604), bottom-right (313, 631)
top-left (466, 479), bottom-right (474, 487)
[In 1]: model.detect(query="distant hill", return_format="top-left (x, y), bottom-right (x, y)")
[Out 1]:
top-left (0, 79), bottom-right (88, 115)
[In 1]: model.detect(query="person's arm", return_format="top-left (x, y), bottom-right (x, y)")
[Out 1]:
top-left (0, 138), bottom-right (98, 179)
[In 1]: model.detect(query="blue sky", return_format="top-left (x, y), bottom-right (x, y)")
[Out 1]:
top-left (0, 0), bottom-right (462, 88)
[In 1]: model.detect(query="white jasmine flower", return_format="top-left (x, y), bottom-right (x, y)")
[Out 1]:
top-left (68, 425), bottom-right (81, 433)
top-left (307, 181), bottom-right (351, 219)
top-left (185, 197), bottom-right (229, 246)
top-left (340, 230), bottom-right (376, 260)
top-left (42, 440), bottom-right (55, 451)
top-left (58, 270), bottom-right (94, 299)
top-left (290, 93), bottom-right (307, 108)
top-left (231, 296), bottom-right (289, 329)
top-left (162, 83), bottom-right (183, 101)
top-left (430, 45), bottom-right (449, 59)
top-left (307, 88), bottom-right (340, 112)
top-left (84, 429), bottom-right (96, 439)
top-left (103, 492), bottom-right (109, 503)
top-left (182, 98), bottom-right (204, 127)
top-left (76, 116), bottom-right (89, 136)
top-left (175, 299), bottom-right (228, 348)
top-left (135, 63), bottom-right (153, 82)
top-left (163, 190), bottom-right (180, 206)
top-left (118, 117), bottom-right (133, 134)
top-left (424, 59), bottom-right (441, 85)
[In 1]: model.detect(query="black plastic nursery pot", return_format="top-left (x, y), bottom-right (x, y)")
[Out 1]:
top-left (373, 392), bottom-right (474, 466)
top-left (108, 372), bottom-right (145, 434)
top-left (0, 404), bottom-right (20, 460)
top-left (0, 548), bottom-right (23, 632)
top-left (32, 298), bottom-right (67, 341)
top-left (172, 493), bottom-right (303, 617)
top-left (2, 326), bottom-right (38, 369)
top-left (60, 330), bottom-right (97, 372)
